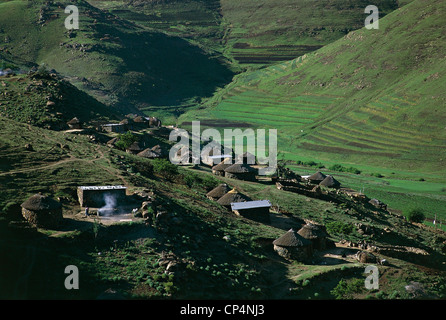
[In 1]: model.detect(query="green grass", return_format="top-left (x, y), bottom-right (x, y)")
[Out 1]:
top-left (179, 0), bottom-right (446, 204)
top-left (0, 0), bottom-right (234, 116)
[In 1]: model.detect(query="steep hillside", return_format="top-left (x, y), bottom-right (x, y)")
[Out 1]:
top-left (181, 0), bottom-right (446, 174)
top-left (0, 115), bottom-right (445, 300)
top-left (0, 0), bottom-right (234, 117)
top-left (94, 0), bottom-right (404, 69)
top-left (219, 0), bottom-right (402, 68)
top-left (0, 69), bottom-right (119, 129)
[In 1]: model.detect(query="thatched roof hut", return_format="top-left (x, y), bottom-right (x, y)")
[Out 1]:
top-left (297, 223), bottom-right (332, 251)
top-left (206, 183), bottom-right (231, 201)
top-left (235, 151), bottom-right (257, 165)
top-left (211, 158), bottom-right (233, 176)
top-left (216, 189), bottom-right (252, 209)
top-left (21, 193), bottom-right (63, 228)
top-left (137, 148), bottom-right (160, 159)
top-left (174, 146), bottom-right (199, 165)
top-left (319, 175), bottom-right (341, 188)
top-left (273, 228), bottom-right (313, 261)
top-left (67, 117), bottom-right (81, 129)
top-left (224, 163), bottom-right (257, 181)
top-left (151, 145), bottom-right (164, 157)
top-left (106, 137), bottom-right (118, 147)
top-left (126, 141), bottom-right (142, 154)
top-left (133, 116), bottom-right (147, 123)
top-left (148, 117), bottom-right (161, 127)
top-left (307, 171), bottom-right (327, 184)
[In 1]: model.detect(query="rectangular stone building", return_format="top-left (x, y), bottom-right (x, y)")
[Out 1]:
top-left (77, 185), bottom-right (127, 208)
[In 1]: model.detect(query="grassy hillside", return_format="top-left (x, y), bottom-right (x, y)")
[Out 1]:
top-left (0, 69), bottom-right (119, 128)
top-left (0, 116), bottom-right (445, 300)
top-left (0, 0), bottom-right (234, 118)
top-left (90, 0), bottom-right (404, 70)
top-left (178, 0), bottom-right (446, 218)
top-left (219, 0), bottom-right (402, 68)
top-left (180, 0), bottom-right (446, 171)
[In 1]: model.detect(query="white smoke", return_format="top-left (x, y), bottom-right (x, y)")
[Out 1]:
top-left (98, 193), bottom-right (117, 216)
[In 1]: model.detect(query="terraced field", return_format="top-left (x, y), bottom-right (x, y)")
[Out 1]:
top-left (211, 91), bottom-right (329, 128)
top-left (301, 93), bottom-right (435, 157)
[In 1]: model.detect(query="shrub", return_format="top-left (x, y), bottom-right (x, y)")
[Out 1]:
top-left (326, 221), bottom-right (354, 235)
top-left (329, 164), bottom-right (361, 174)
top-left (372, 173), bottom-right (384, 178)
top-left (331, 278), bottom-right (364, 299)
top-left (152, 158), bottom-right (178, 178)
top-left (115, 132), bottom-right (138, 151)
top-left (406, 208), bottom-right (426, 223)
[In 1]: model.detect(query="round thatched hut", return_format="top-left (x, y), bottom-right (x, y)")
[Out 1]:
top-left (148, 117), bottom-right (161, 127)
top-left (235, 151), bottom-right (257, 165)
top-left (273, 228), bottom-right (313, 261)
top-left (126, 141), bottom-right (142, 154)
top-left (297, 223), bottom-right (333, 251)
top-left (137, 148), bottom-right (160, 159)
top-left (106, 137), bottom-right (118, 148)
top-left (67, 117), bottom-right (81, 129)
top-left (151, 145), bottom-right (164, 157)
top-left (211, 158), bottom-right (232, 176)
top-left (21, 193), bottom-right (63, 228)
top-left (307, 171), bottom-right (327, 184)
top-left (206, 183), bottom-right (231, 201)
top-left (319, 175), bottom-right (341, 188)
top-left (224, 163), bottom-right (257, 181)
top-left (216, 189), bottom-right (252, 209)
top-left (356, 251), bottom-right (378, 263)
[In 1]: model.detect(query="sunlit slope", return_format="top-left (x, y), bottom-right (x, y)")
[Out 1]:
top-left (186, 0), bottom-right (446, 173)
top-left (219, 0), bottom-right (402, 67)
top-left (0, 0), bottom-right (234, 111)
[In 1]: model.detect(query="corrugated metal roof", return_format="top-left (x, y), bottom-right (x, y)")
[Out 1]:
top-left (209, 154), bottom-right (232, 159)
top-left (78, 185), bottom-right (127, 190)
top-left (231, 200), bottom-right (271, 210)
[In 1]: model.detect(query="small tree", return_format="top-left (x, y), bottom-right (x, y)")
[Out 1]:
top-left (152, 158), bottom-right (178, 179)
top-left (115, 131), bottom-right (138, 151)
top-left (407, 208), bottom-right (426, 223)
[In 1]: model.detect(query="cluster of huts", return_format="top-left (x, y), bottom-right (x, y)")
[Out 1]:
top-left (275, 171), bottom-right (342, 200)
top-left (101, 115), bottom-right (162, 133)
top-left (301, 171), bottom-right (341, 188)
top-left (273, 224), bottom-right (334, 262)
top-left (210, 152), bottom-right (259, 182)
top-left (206, 183), bottom-right (271, 223)
top-left (205, 183), bottom-right (334, 262)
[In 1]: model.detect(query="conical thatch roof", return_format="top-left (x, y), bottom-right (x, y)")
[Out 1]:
top-left (133, 116), bottom-right (147, 123)
top-left (137, 148), bottom-right (160, 158)
top-left (217, 189), bottom-right (251, 206)
top-left (273, 228), bottom-right (312, 247)
top-left (308, 171), bottom-right (326, 182)
top-left (151, 144), bottom-right (163, 155)
top-left (297, 223), bottom-right (328, 240)
top-left (107, 137), bottom-right (118, 146)
top-left (319, 175), bottom-right (341, 188)
top-left (212, 158), bottom-right (233, 172)
top-left (127, 141), bottom-right (141, 152)
top-left (21, 193), bottom-right (62, 211)
top-left (206, 184), bottom-right (231, 199)
top-left (224, 163), bottom-right (256, 174)
top-left (235, 151), bottom-right (257, 164)
top-left (67, 117), bottom-right (80, 125)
